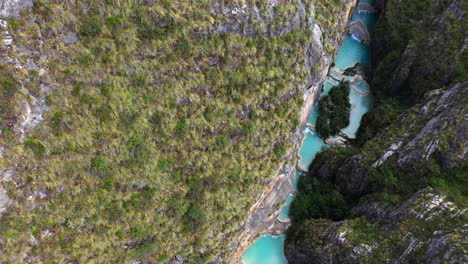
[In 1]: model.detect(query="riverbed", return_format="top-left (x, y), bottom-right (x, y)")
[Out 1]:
top-left (241, 0), bottom-right (377, 263)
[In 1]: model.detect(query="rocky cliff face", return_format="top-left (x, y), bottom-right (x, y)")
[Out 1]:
top-left (372, 0), bottom-right (467, 101)
top-left (285, 187), bottom-right (467, 264)
top-left (285, 0), bottom-right (467, 263)
top-left (334, 81), bottom-right (467, 198)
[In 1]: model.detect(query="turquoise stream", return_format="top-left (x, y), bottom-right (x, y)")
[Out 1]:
top-left (277, 194), bottom-right (295, 223)
top-left (298, 128), bottom-right (327, 171)
top-left (242, 2), bottom-right (377, 263)
top-left (321, 78), bottom-right (339, 97)
top-left (351, 10), bottom-right (377, 33)
top-left (333, 35), bottom-right (371, 71)
top-left (342, 82), bottom-right (373, 138)
top-left (242, 235), bottom-right (288, 264)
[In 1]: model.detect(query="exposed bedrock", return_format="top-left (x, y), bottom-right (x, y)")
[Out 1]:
top-left (0, 0), bottom-right (33, 19)
top-left (346, 20), bottom-right (370, 45)
top-left (285, 188), bottom-right (468, 264)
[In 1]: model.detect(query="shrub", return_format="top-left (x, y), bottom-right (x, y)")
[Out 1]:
top-left (150, 111), bottom-right (162, 127)
top-left (274, 143), bottom-right (285, 158)
top-left (175, 120), bottom-right (186, 134)
top-left (136, 76), bottom-right (147, 86)
top-left (79, 16), bottom-right (101, 37)
top-left (100, 85), bottom-right (111, 96)
top-left (0, 75), bottom-right (18, 98)
top-left (32, 0), bottom-right (52, 18)
top-left (106, 16), bottom-right (122, 30)
top-left (9, 19), bottom-right (22, 31)
top-left (217, 135), bottom-right (229, 150)
top-left (316, 82), bottom-right (351, 138)
top-left (168, 198), bottom-right (186, 217)
top-left (128, 136), bottom-right (144, 149)
top-left (71, 84), bottom-right (82, 96)
top-left (25, 139), bottom-right (46, 157)
top-left (91, 156), bottom-right (107, 170)
top-left (290, 176), bottom-right (349, 221)
top-left (171, 171), bottom-right (181, 182)
top-left (133, 239), bottom-right (157, 259)
top-left (243, 121), bottom-right (254, 134)
top-left (158, 159), bottom-right (168, 170)
top-left (178, 37), bottom-right (191, 57)
top-left (183, 204), bottom-right (206, 231)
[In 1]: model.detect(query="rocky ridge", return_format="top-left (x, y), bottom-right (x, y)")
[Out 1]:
top-left (0, 2), bottom-right (52, 218)
top-left (285, 187), bottom-right (467, 264)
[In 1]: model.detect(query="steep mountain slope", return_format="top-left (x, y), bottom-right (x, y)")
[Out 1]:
top-left (285, 0), bottom-right (467, 263)
top-left (0, 0), bottom-right (354, 263)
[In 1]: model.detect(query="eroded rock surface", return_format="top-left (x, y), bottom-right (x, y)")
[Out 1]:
top-left (285, 188), bottom-right (467, 264)
top-left (0, 0), bottom-right (33, 19)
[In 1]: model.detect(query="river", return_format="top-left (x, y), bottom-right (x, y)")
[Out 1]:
top-left (242, 0), bottom-right (377, 263)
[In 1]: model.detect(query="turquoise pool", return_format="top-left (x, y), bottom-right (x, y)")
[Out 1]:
top-left (359, 0), bottom-right (375, 4)
top-left (294, 170), bottom-right (304, 190)
top-left (306, 105), bottom-right (319, 127)
top-left (321, 78), bottom-right (339, 97)
top-left (341, 83), bottom-right (373, 138)
top-left (298, 128), bottom-right (327, 171)
top-left (242, 235), bottom-right (288, 264)
top-left (277, 194), bottom-right (295, 222)
top-left (333, 35), bottom-right (371, 71)
top-left (351, 10), bottom-right (377, 33)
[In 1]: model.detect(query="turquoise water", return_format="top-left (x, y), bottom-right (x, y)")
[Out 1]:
top-left (294, 170), bottom-right (304, 190)
top-left (341, 84), bottom-right (373, 138)
top-left (321, 78), bottom-right (339, 97)
top-left (351, 10), bottom-right (377, 33)
top-left (298, 128), bottom-right (327, 171)
top-left (306, 106), bottom-right (319, 126)
top-left (278, 194), bottom-right (295, 222)
top-left (353, 81), bottom-right (371, 94)
top-left (242, 235), bottom-right (288, 264)
top-left (333, 35), bottom-right (371, 71)
top-left (359, 0), bottom-right (375, 5)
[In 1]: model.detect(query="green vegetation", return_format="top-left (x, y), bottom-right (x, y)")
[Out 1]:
top-left (0, 0), bottom-right (350, 262)
top-left (355, 96), bottom-right (404, 146)
top-left (290, 176), bottom-right (349, 221)
top-left (357, 0), bottom-right (468, 145)
top-left (24, 139), bottom-right (46, 157)
top-left (0, 71), bottom-right (19, 119)
top-left (286, 0), bottom-right (468, 262)
top-left (373, 0), bottom-right (468, 100)
top-left (316, 82), bottom-right (351, 138)
top-left (290, 147), bottom-right (358, 221)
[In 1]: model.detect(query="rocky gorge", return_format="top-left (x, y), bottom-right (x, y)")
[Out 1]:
top-left (0, 0), bottom-right (465, 263)
top-left (284, 0), bottom-right (467, 263)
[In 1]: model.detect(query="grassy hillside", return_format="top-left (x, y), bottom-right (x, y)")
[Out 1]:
top-left (0, 0), bottom-right (323, 262)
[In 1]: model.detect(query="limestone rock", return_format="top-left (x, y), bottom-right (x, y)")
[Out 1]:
top-left (0, 0), bottom-right (33, 19)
